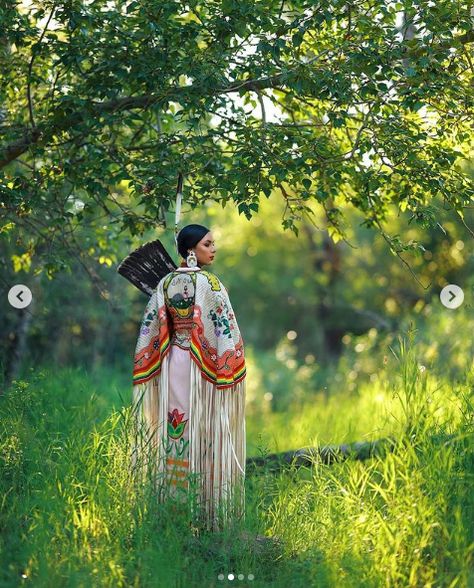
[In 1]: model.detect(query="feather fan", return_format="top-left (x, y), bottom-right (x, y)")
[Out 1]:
top-left (117, 239), bottom-right (178, 296)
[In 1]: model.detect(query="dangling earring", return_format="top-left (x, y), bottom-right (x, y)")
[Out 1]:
top-left (186, 249), bottom-right (198, 268)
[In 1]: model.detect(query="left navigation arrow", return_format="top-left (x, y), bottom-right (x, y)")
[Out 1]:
top-left (8, 284), bottom-right (33, 309)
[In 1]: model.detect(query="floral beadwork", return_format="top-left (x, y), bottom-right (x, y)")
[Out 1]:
top-left (165, 409), bottom-right (190, 459)
top-left (141, 308), bottom-right (157, 329)
top-left (168, 408), bottom-right (188, 440)
top-left (208, 297), bottom-right (233, 339)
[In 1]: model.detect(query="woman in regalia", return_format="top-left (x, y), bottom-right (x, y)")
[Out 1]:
top-left (131, 224), bottom-right (246, 533)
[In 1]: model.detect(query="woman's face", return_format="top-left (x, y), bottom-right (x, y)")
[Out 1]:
top-left (191, 231), bottom-right (216, 266)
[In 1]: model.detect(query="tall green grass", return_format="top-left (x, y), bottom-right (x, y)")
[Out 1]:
top-left (1, 334), bottom-right (473, 587)
top-left (261, 333), bottom-right (474, 587)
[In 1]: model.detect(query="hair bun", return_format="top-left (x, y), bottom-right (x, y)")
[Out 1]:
top-left (176, 224), bottom-right (210, 258)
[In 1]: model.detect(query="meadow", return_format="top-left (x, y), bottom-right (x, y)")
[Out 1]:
top-left (1, 319), bottom-right (473, 588)
top-left (2, 2), bottom-right (473, 585)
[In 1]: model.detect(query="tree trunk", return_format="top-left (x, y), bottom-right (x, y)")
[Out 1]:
top-left (3, 273), bottom-right (41, 391)
top-left (4, 304), bottom-right (34, 390)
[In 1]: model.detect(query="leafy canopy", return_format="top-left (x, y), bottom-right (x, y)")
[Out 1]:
top-left (1, 0), bottom-right (473, 275)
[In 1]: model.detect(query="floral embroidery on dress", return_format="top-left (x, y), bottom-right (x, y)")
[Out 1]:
top-left (168, 408), bottom-right (188, 440)
top-left (140, 308), bottom-right (157, 331)
top-left (164, 407), bottom-right (190, 464)
top-left (208, 295), bottom-right (234, 340)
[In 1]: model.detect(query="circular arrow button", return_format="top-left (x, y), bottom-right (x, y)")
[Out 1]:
top-left (8, 284), bottom-right (33, 309)
top-left (440, 284), bottom-right (464, 309)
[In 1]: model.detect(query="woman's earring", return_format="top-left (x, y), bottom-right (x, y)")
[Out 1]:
top-left (186, 249), bottom-right (198, 268)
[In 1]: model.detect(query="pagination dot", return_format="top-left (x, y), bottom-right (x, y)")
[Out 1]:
top-left (217, 571), bottom-right (255, 581)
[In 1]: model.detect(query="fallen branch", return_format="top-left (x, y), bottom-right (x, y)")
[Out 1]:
top-left (246, 436), bottom-right (397, 471)
top-left (246, 432), bottom-right (462, 471)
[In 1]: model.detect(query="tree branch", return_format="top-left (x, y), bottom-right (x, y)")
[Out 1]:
top-left (27, 7), bottom-right (56, 129)
top-left (1, 29), bottom-right (472, 169)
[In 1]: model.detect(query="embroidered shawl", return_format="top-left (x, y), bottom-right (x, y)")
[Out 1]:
top-left (133, 269), bottom-right (246, 390)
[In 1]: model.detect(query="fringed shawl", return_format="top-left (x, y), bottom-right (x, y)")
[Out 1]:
top-left (131, 269), bottom-right (247, 532)
top-left (133, 269), bottom-right (246, 389)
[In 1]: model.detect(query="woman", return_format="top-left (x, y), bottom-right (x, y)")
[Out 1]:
top-left (131, 224), bottom-right (246, 533)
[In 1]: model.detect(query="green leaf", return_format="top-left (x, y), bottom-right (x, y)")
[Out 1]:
top-left (292, 32), bottom-right (303, 47)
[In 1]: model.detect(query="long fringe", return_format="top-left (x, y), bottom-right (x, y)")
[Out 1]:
top-left (131, 353), bottom-right (169, 497)
top-left (131, 355), bottom-right (246, 533)
top-left (189, 361), bottom-right (246, 532)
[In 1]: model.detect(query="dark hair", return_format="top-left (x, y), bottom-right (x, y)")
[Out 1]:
top-left (176, 224), bottom-right (210, 259)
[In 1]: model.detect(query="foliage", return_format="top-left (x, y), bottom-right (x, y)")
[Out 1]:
top-left (1, 0), bottom-right (473, 276)
top-left (2, 190), bottom-right (472, 380)
top-left (246, 300), bottom-right (474, 446)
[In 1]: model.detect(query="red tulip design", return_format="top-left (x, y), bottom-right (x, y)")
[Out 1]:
top-left (167, 408), bottom-right (188, 440)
